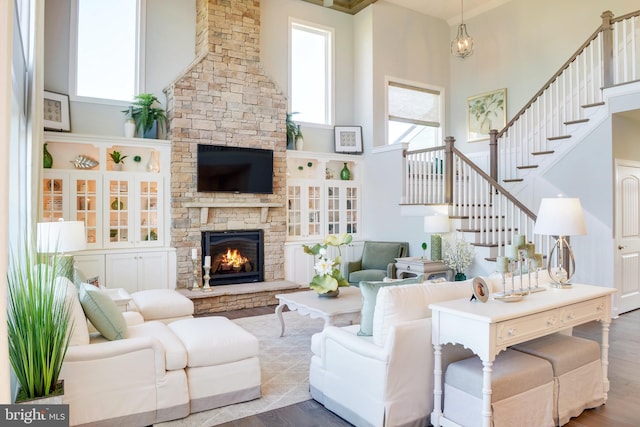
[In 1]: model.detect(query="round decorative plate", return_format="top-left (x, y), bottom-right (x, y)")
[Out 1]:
top-left (493, 294), bottom-right (524, 303)
top-left (472, 277), bottom-right (489, 303)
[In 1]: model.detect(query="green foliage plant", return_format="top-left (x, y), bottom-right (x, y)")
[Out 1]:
top-left (124, 93), bottom-right (167, 136)
top-left (109, 150), bottom-right (128, 164)
top-left (286, 112), bottom-right (302, 149)
top-left (7, 241), bottom-right (72, 401)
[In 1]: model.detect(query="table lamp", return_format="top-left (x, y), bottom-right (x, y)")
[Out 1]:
top-left (37, 219), bottom-right (87, 281)
top-left (533, 197), bottom-right (587, 288)
top-left (424, 215), bottom-right (450, 261)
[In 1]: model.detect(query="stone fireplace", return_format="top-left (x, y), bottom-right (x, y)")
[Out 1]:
top-left (202, 229), bottom-right (264, 286)
top-left (164, 0), bottom-right (288, 292)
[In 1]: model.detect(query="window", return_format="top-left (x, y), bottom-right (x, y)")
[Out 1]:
top-left (387, 80), bottom-right (443, 150)
top-left (289, 20), bottom-right (333, 126)
top-left (71, 0), bottom-right (144, 103)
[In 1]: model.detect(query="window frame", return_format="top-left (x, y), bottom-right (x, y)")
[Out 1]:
top-left (68, 0), bottom-right (146, 106)
top-left (288, 18), bottom-right (335, 128)
top-left (385, 77), bottom-right (445, 148)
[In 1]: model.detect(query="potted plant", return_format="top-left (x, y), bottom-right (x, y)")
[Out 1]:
top-left (443, 235), bottom-right (475, 281)
top-left (286, 112), bottom-right (302, 150)
top-left (109, 150), bottom-right (128, 171)
top-left (7, 242), bottom-right (72, 403)
top-left (124, 93), bottom-right (167, 139)
top-left (303, 233), bottom-right (352, 296)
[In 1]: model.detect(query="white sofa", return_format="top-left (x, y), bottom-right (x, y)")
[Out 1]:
top-left (58, 280), bottom-right (261, 426)
top-left (309, 277), bottom-right (500, 427)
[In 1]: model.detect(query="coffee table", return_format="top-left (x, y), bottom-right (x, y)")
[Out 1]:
top-left (275, 286), bottom-right (362, 337)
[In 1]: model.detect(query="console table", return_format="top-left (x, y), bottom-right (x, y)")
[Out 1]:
top-left (429, 283), bottom-right (616, 427)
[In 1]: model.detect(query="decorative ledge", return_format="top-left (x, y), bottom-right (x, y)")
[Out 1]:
top-left (184, 202), bottom-right (283, 223)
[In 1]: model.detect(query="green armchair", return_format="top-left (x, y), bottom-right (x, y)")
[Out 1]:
top-left (347, 241), bottom-right (409, 286)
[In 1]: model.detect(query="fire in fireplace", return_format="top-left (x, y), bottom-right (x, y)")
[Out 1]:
top-left (202, 230), bottom-right (264, 285)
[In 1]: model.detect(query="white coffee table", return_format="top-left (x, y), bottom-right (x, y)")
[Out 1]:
top-left (275, 286), bottom-right (362, 337)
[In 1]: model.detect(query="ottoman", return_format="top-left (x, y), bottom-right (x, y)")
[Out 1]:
top-left (130, 289), bottom-right (194, 324)
top-left (444, 349), bottom-right (555, 427)
top-left (169, 316), bottom-right (261, 413)
top-left (512, 333), bottom-right (604, 425)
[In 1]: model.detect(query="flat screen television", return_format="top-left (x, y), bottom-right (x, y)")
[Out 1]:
top-left (197, 144), bottom-right (274, 194)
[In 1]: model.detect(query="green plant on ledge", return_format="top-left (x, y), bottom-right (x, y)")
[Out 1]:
top-left (124, 93), bottom-right (167, 138)
top-left (109, 150), bottom-right (128, 164)
top-left (286, 112), bottom-right (302, 150)
top-left (7, 241), bottom-right (72, 401)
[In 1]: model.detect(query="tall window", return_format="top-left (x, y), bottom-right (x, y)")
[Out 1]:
top-left (289, 20), bottom-right (333, 125)
top-left (387, 80), bottom-right (443, 150)
top-left (71, 0), bottom-right (144, 102)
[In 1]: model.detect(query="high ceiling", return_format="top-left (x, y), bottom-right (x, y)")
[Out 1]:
top-left (300, 0), bottom-right (510, 23)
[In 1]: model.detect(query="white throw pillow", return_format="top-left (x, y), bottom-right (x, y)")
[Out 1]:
top-left (79, 284), bottom-right (127, 340)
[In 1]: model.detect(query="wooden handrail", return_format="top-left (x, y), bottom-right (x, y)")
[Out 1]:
top-left (610, 9), bottom-right (640, 23)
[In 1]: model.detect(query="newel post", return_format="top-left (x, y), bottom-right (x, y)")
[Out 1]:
top-left (444, 136), bottom-right (454, 204)
top-left (601, 10), bottom-right (614, 89)
top-left (489, 129), bottom-right (498, 182)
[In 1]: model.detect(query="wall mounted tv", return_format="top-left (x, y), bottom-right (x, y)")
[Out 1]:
top-left (197, 144), bottom-right (274, 194)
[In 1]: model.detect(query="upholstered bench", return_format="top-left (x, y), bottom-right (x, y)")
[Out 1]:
top-left (444, 349), bottom-right (555, 427)
top-left (168, 316), bottom-right (261, 413)
top-left (129, 289), bottom-right (194, 323)
top-left (512, 333), bottom-right (604, 425)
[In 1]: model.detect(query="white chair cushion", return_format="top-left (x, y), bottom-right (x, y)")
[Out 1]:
top-left (56, 277), bottom-right (90, 346)
top-left (127, 321), bottom-right (188, 371)
top-left (130, 289), bottom-right (194, 321)
top-left (169, 317), bottom-right (259, 368)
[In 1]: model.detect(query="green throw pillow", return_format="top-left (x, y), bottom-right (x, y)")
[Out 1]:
top-left (357, 274), bottom-right (425, 336)
top-left (79, 284), bottom-right (127, 340)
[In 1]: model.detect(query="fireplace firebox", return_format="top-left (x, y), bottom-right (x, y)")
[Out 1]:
top-left (202, 230), bottom-right (264, 286)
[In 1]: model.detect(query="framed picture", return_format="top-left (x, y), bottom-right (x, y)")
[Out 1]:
top-left (334, 126), bottom-right (363, 154)
top-left (43, 91), bottom-right (71, 131)
top-left (467, 88), bottom-right (506, 142)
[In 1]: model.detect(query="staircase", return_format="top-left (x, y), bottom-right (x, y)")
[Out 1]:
top-left (403, 10), bottom-right (640, 273)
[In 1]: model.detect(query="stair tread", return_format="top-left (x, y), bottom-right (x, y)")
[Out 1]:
top-left (548, 135), bottom-right (572, 141)
top-left (503, 178), bottom-right (524, 183)
top-left (565, 118), bottom-right (589, 125)
top-left (532, 150), bottom-right (555, 155)
top-left (582, 101), bottom-right (605, 108)
top-left (517, 165), bottom-right (539, 169)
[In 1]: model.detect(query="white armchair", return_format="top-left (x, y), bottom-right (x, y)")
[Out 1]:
top-left (310, 278), bottom-right (498, 427)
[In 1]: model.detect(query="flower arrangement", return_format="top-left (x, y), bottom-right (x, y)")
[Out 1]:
top-left (443, 235), bottom-right (475, 278)
top-left (303, 233), bottom-right (352, 295)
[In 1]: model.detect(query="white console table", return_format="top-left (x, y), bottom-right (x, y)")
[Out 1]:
top-left (429, 283), bottom-right (616, 427)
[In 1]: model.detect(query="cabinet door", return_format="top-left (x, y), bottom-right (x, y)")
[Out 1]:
top-left (136, 177), bottom-right (163, 246)
top-left (326, 183), bottom-right (360, 236)
top-left (137, 251), bottom-right (169, 290)
top-left (287, 182), bottom-right (322, 239)
top-left (104, 175), bottom-right (133, 247)
top-left (105, 253), bottom-right (139, 293)
top-left (69, 175), bottom-right (102, 249)
top-left (284, 244), bottom-right (315, 285)
top-left (41, 174), bottom-right (67, 222)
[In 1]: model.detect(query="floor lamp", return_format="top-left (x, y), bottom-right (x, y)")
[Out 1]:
top-left (424, 215), bottom-right (450, 261)
top-left (37, 219), bottom-right (87, 281)
top-left (533, 197), bottom-right (587, 288)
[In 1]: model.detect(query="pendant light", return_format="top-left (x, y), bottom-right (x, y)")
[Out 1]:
top-left (451, 0), bottom-right (474, 59)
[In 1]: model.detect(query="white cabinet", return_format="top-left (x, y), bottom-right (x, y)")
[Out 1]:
top-left (286, 151), bottom-right (363, 241)
top-left (105, 250), bottom-right (170, 293)
top-left (39, 133), bottom-right (174, 290)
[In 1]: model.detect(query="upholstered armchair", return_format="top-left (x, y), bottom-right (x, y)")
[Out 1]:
top-left (346, 241), bottom-right (409, 286)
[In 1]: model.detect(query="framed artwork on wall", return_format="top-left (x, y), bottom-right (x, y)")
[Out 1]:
top-left (467, 88), bottom-right (506, 142)
top-left (43, 91), bottom-right (71, 131)
top-left (334, 126), bottom-right (363, 154)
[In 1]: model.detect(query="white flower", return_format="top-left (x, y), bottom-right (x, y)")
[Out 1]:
top-left (443, 236), bottom-right (475, 273)
top-left (319, 247), bottom-right (327, 256)
top-left (314, 258), bottom-right (333, 276)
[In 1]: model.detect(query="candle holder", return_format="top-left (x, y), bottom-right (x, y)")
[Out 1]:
top-left (202, 265), bottom-right (212, 292)
top-left (191, 259), bottom-right (200, 291)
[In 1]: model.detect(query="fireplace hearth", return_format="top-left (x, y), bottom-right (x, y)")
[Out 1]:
top-left (202, 230), bottom-right (264, 286)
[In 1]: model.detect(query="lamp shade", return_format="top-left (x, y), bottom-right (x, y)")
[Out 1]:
top-left (424, 215), bottom-right (450, 233)
top-left (534, 197), bottom-right (587, 236)
top-left (37, 220), bottom-right (87, 253)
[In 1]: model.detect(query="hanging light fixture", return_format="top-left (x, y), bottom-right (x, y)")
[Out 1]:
top-left (451, 0), bottom-right (474, 59)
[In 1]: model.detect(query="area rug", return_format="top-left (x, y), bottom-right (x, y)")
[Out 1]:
top-left (155, 311), bottom-right (344, 426)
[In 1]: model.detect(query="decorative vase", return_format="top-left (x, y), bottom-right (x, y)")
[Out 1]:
top-left (318, 288), bottom-right (340, 298)
top-left (146, 151), bottom-right (159, 173)
top-left (340, 163), bottom-right (351, 180)
top-left (455, 272), bottom-right (467, 281)
top-left (142, 120), bottom-right (158, 139)
top-left (43, 143), bottom-right (53, 168)
top-left (430, 234), bottom-right (442, 261)
top-left (113, 163), bottom-right (123, 171)
top-left (295, 134), bottom-right (304, 151)
top-left (124, 119), bottom-right (136, 138)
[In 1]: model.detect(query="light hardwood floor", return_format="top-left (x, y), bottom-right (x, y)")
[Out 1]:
top-left (215, 307), bottom-right (640, 427)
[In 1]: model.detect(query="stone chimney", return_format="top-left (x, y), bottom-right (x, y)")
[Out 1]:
top-left (165, 0), bottom-right (287, 288)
